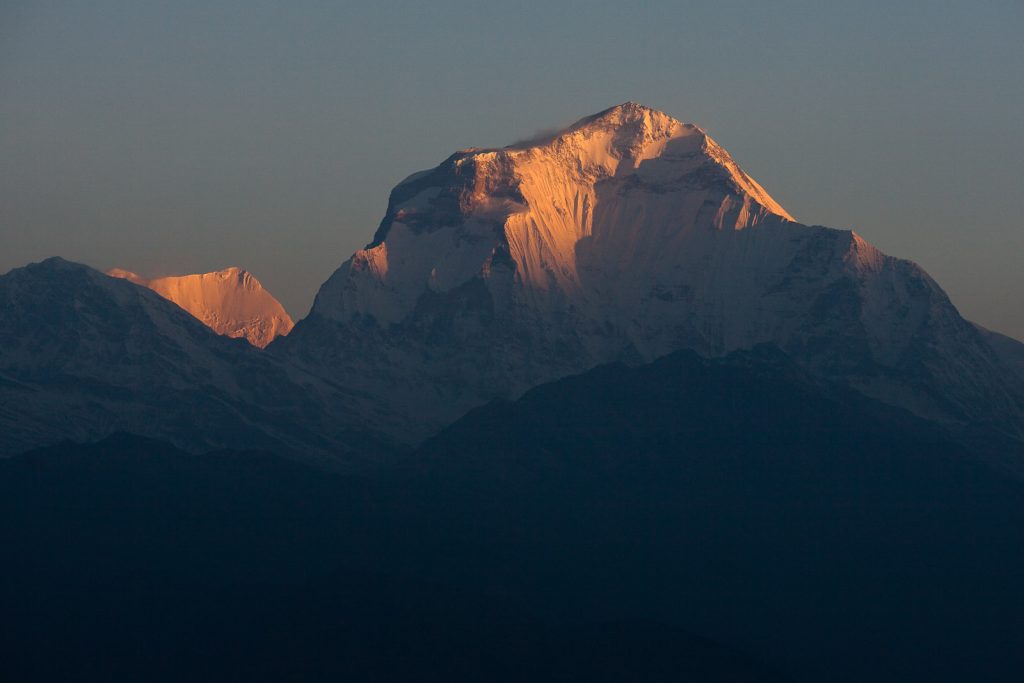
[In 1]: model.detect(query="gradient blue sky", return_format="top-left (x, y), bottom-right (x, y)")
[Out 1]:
top-left (2, 1), bottom-right (1021, 337)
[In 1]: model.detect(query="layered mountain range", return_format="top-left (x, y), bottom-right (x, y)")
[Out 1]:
top-left (1, 102), bottom-right (1022, 457)
top-left (3, 102), bottom-right (1023, 682)
top-left (107, 267), bottom-right (293, 348)
top-left (8, 349), bottom-right (1024, 682)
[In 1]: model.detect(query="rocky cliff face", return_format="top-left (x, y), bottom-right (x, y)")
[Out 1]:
top-left (108, 267), bottom-right (293, 348)
top-left (279, 103), bottom-right (1024, 443)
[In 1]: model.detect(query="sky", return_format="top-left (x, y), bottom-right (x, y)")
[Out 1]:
top-left (1, 0), bottom-right (1022, 338)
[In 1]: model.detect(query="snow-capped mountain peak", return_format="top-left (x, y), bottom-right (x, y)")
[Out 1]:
top-left (107, 266), bottom-right (293, 348)
top-left (280, 103), bottom-right (1024, 444)
top-left (311, 103), bottom-right (793, 328)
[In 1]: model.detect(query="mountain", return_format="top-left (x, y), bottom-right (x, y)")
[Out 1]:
top-left (107, 267), bottom-right (293, 348)
top-left (408, 347), bottom-right (1024, 682)
top-left (0, 257), bottom-right (376, 457)
top-left (277, 102), bottom-right (1024, 445)
top-left (0, 433), bottom-right (785, 683)
top-left (3, 251), bottom-right (1023, 679)
top-left (4, 105), bottom-right (1022, 456)
top-left (7, 350), bottom-right (1016, 681)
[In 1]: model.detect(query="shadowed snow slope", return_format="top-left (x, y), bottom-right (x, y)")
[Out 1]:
top-left (277, 103), bottom-right (1024, 445)
top-left (0, 258), bottom-right (379, 457)
top-left (108, 267), bottom-right (293, 348)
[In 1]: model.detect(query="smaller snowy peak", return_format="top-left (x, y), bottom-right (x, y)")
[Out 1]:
top-left (108, 267), bottom-right (293, 348)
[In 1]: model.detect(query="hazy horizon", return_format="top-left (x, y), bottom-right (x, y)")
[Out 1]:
top-left (2, 1), bottom-right (1021, 338)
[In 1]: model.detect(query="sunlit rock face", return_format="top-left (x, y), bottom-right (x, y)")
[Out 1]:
top-left (313, 103), bottom-right (791, 328)
top-left (279, 103), bottom-right (1024, 443)
top-left (108, 267), bottom-right (293, 348)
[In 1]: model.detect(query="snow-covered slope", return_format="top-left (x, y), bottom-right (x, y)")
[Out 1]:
top-left (107, 267), bottom-right (293, 348)
top-left (279, 102), bottom-right (1024, 444)
top-left (0, 258), bottom-right (371, 456)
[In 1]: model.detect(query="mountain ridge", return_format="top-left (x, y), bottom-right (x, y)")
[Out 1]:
top-left (407, 345), bottom-right (1024, 682)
